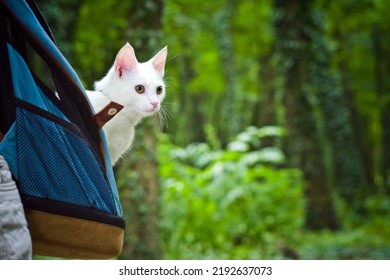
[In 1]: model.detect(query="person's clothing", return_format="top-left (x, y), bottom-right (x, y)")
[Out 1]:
top-left (0, 155), bottom-right (32, 260)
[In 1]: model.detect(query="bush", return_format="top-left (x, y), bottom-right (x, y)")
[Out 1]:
top-left (158, 126), bottom-right (305, 259)
top-left (299, 228), bottom-right (390, 259)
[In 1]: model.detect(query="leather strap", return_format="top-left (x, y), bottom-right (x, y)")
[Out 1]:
top-left (94, 101), bottom-right (124, 129)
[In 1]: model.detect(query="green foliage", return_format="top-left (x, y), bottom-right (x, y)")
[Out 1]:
top-left (73, 0), bottom-right (129, 86)
top-left (298, 193), bottom-right (390, 259)
top-left (159, 126), bottom-right (390, 259)
top-left (299, 228), bottom-right (390, 260)
top-left (158, 126), bottom-right (305, 259)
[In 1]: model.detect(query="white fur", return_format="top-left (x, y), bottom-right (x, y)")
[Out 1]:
top-left (86, 43), bottom-right (167, 166)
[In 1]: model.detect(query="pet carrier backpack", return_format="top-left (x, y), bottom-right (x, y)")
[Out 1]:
top-left (0, 0), bottom-right (125, 259)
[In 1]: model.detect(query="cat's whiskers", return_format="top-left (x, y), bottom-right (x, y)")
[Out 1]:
top-left (163, 77), bottom-right (177, 88)
top-left (157, 104), bottom-right (173, 132)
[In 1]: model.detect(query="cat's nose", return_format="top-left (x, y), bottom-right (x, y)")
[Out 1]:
top-left (151, 101), bottom-right (159, 108)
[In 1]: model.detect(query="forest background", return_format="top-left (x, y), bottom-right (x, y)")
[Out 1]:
top-left (36, 0), bottom-right (390, 259)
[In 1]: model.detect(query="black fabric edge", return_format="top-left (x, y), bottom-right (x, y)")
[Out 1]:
top-left (0, 5), bottom-right (16, 134)
top-left (25, 0), bottom-right (56, 43)
top-left (21, 195), bottom-right (126, 229)
top-left (15, 98), bottom-right (83, 138)
top-left (31, 71), bottom-right (64, 111)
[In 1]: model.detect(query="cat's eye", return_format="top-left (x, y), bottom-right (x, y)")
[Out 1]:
top-left (135, 85), bottom-right (145, 94)
top-left (156, 86), bottom-right (163, 95)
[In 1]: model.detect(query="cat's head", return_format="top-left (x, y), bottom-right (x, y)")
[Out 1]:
top-left (95, 43), bottom-right (167, 119)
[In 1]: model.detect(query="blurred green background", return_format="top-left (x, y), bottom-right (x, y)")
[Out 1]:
top-left (35, 0), bottom-right (390, 259)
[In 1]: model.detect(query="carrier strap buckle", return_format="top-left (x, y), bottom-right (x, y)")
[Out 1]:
top-left (94, 101), bottom-right (124, 129)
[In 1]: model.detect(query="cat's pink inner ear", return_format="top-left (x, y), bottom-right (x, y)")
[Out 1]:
top-left (152, 46), bottom-right (168, 77)
top-left (115, 43), bottom-right (138, 78)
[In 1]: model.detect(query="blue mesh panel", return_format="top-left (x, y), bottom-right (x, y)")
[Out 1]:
top-left (16, 107), bottom-right (117, 215)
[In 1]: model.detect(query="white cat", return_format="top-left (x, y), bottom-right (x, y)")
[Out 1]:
top-left (86, 43), bottom-right (168, 166)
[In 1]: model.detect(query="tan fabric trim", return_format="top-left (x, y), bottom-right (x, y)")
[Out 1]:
top-left (25, 209), bottom-right (124, 259)
top-left (94, 101), bottom-right (124, 129)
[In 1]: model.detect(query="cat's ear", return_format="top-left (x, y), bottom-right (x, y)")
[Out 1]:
top-left (151, 46), bottom-right (168, 77)
top-left (115, 43), bottom-right (138, 78)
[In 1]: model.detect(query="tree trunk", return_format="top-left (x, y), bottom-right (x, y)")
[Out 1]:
top-left (372, 24), bottom-right (390, 192)
top-left (214, 0), bottom-right (240, 145)
top-left (255, 54), bottom-right (276, 128)
top-left (177, 40), bottom-right (205, 144)
top-left (273, 0), bottom-right (339, 230)
top-left (117, 0), bottom-right (164, 259)
top-left (339, 60), bottom-right (374, 190)
top-left (312, 56), bottom-right (368, 209)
